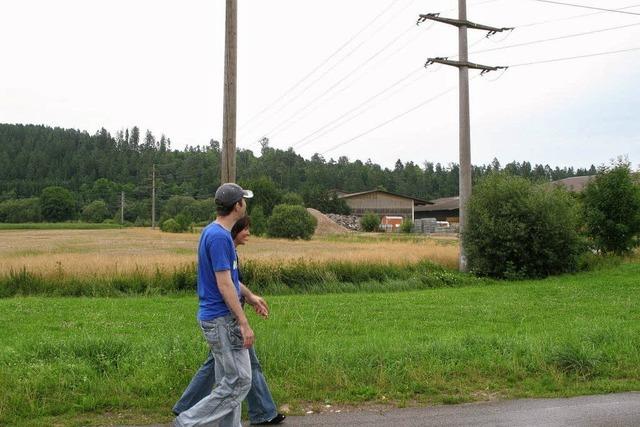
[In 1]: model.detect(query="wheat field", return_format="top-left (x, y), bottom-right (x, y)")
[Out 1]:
top-left (0, 228), bottom-right (459, 278)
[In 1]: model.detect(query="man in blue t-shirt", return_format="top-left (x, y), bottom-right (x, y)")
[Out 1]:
top-left (175, 182), bottom-right (256, 427)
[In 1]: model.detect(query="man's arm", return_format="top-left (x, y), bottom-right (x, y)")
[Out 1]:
top-left (215, 270), bottom-right (254, 348)
top-left (240, 283), bottom-right (269, 318)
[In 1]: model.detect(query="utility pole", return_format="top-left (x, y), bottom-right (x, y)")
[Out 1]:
top-left (120, 191), bottom-right (124, 225)
top-left (221, 0), bottom-right (238, 183)
top-left (151, 164), bottom-right (156, 229)
top-left (418, 2), bottom-right (510, 272)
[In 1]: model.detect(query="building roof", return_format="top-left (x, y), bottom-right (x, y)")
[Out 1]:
top-left (551, 175), bottom-right (594, 192)
top-left (338, 189), bottom-right (432, 206)
top-left (414, 196), bottom-right (459, 212)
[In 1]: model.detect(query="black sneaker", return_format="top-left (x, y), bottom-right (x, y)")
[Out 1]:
top-left (253, 413), bottom-right (286, 425)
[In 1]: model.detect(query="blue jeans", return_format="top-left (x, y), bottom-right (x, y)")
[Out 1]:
top-left (174, 326), bottom-right (278, 424)
top-left (175, 315), bottom-right (252, 427)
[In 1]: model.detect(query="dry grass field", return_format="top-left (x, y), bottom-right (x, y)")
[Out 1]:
top-left (0, 228), bottom-right (459, 278)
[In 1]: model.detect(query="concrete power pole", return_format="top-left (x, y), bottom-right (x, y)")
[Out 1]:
top-left (418, 2), bottom-right (510, 272)
top-left (151, 164), bottom-right (156, 229)
top-left (221, 0), bottom-right (238, 183)
top-left (458, 0), bottom-right (472, 273)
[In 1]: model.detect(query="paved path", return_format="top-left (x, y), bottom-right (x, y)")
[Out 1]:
top-left (277, 392), bottom-right (640, 426)
top-left (130, 392), bottom-right (640, 427)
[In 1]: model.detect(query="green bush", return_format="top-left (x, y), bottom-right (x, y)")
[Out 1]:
top-left (189, 198), bottom-right (216, 222)
top-left (582, 163), bottom-right (640, 255)
top-left (400, 219), bottom-right (413, 233)
top-left (174, 213), bottom-right (193, 232)
top-left (0, 198), bottom-right (42, 223)
top-left (40, 186), bottom-right (76, 222)
top-left (240, 176), bottom-right (282, 216)
top-left (360, 212), bottom-right (380, 232)
top-left (464, 173), bottom-right (584, 279)
top-left (81, 200), bottom-right (110, 223)
top-left (281, 192), bottom-right (305, 206)
top-left (162, 196), bottom-right (196, 218)
top-left (250, 205), bottom-right (267, 236)
top-left (160, 218), bottom-right (182, 233)
top-left (267, 204), bottom-right (317, 240)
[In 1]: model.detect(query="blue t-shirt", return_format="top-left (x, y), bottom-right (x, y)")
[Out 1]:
top-left (196, 222), bottom-right (241, 321)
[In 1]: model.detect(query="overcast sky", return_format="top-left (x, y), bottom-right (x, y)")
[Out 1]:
top-left (1, 0), bottom-right (639, 170)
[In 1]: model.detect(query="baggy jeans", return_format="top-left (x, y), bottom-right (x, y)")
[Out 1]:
top-left (175, 315), bottom-right (251, 427)
top-left (173, 347), bottom-right (278, 424)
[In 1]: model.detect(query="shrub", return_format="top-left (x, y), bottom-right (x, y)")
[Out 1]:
top-left (40, 186), bottom-right (76, 222)
top-left (0, 198), bottom-right (42, 223)
top-left (160, 218), bottom-right (182, 233)
top-left (240, 176), bottom-right (282, 216)
top-left (582, 163), bottom-right (640, 255)
top-left (464, 173), bottom-right (584, 279)
top-left (360, 212), bottom-right (380, 232)
top-left (400, 219), bottom-right (413, 233)
top-left (162, 196), bottom-right (196, 218)
top-left (174, 213), bottom-right (193, 232)
top-left (250, 205), bottom-right (267, 236)
top-left (267, 204), bottom-right (317, 240)
top-left (81, 200), bottom-right (110, 223)
top-left (189, 198), bottom-right (216, 222)
top-left (281, 192), bottom-right (305, 206)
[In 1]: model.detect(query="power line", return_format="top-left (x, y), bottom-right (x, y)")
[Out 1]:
top-left (243, 0), bottom-right (501, 147)
top-left (509, 45), bottom-right (640, 67)
top-left (238, 0), bottom-right (408, 135)
top-left (529, 0), bottom-right (640, 16)
top-left (471, 21), bottom-right (640, 55)
top-left (260, 24), bottom-right (418, 141)
top-left (290, 68), bottom-right (426, 149)
top-left (318, 43), bottom-right (640, 156)
top-left (283, 33), bottom-right (487, 152)
top-left (244, 0), bottom-right (505, 145)
top-left (516, 3), bottom-right (640, 28)
top-left (320, 79), bottom-right (474, 155)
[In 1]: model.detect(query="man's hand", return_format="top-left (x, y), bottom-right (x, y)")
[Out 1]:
top-left (239, 321), bottom-right (255, 349)
top-left (246, 294), bottom-right (269, 318)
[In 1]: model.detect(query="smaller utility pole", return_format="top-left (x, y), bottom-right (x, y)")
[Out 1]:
top-left (120, 191), bottom-right (124, 225)
top-left (151, 164), bottom-right (156, 229)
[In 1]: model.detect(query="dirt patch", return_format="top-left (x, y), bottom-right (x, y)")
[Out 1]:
top-left (307, 208), bottom-right (351, 236)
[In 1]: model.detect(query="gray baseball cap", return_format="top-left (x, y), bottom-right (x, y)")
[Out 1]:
top-left (215, 183), bottom-right (254, 208)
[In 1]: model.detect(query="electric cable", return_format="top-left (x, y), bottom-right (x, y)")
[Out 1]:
top-left (529, 0), bottom-right (640, 16)
top-left (238, 0), bottom-right (404, 133)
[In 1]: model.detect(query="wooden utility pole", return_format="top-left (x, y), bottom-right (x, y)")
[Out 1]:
top-left (221, 0), bottom-right (238, 183)
top-left (120, 191), bottom-right (124, 225)
top-left (418, 3), bottom-right (510, 272)
top-left (151, 164), bottom-right (156, 229)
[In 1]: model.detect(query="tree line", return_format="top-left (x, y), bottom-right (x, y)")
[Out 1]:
top-left (0, 123), bottom-right (597, 224)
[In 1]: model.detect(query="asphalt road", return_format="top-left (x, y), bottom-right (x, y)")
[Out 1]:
top-left (131, 392), bottom-right (640, 427)
top-left (276, 393), bottom-right (640, 427)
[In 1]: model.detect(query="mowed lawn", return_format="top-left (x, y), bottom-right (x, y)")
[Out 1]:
top-left (1, 263), bottom-right (639, 426)
top-left (0, 228), bottom-right (459, 279)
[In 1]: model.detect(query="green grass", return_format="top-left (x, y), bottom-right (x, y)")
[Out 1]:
top-left (321, 233), bottom-right (458, 244)
top-left (0, 260), bottom-right (471, 298)
top-left (1, 262), bottom-right (639, 426)
top-left (0, 222), bottom-right (124, 230)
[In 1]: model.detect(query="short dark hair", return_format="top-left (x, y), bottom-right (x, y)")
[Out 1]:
top-left (216, 198), bottom-right (243, 217)
top-left (216, 203), bottom-right (235, 217)
top-left (231, 215), bottom-right (251, 240)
